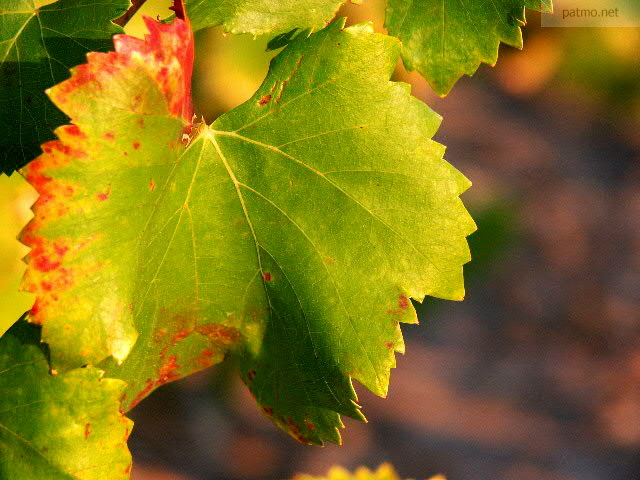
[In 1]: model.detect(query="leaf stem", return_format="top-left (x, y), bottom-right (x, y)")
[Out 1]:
top-left (114, 0), bottom-right (148, 27)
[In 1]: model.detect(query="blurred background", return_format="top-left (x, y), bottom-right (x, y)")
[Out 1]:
top-left (1, 0), bottom-right (638, 478)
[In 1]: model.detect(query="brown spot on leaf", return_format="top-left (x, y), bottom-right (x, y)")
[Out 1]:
top-left (149, 179), bottom-right (156, 191)
top-left (132, 141), bottom-right (140, 150)
top-left (103, 131), bottom-right (115, 140)
top-left (195, 323), bottom-right (240, 345)
top-left (385, 342), bottom-right (394, 349)
top-left (84, 423), bottom-right (91, 440)
top-left (247, 369), bottom-right (256, 381)
top-left (398, 295), bottom-right (409, 309)
top-left (258, 94), bottom-right (272, 106)
top-left (262, 272), bottom-right (272, 282)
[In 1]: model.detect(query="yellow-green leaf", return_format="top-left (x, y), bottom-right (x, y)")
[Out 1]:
top-left (21, 17), bottom-right (474, 445)
top-left (0, 320), bottom-right (132, 479)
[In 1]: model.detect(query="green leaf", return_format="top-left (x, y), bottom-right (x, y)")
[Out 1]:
top-left (0, 320), bottom-right (132, 479)
top-left (385, 0), bottom-right (553, 95)
top-left (185, 0), bottom-right (344, 35)
top-left (0, 0), bottom-right (128, 175)
top-left (183, 0), bottom-right (551, 95)
top-left (21, 17), bottom-right (474, 445)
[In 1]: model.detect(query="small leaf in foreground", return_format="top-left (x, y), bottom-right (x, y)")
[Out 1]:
top-left (385, 0), bottom-right (553, 95)
top-left (185, 0), bottom-right (344, 35)
top-left (0, 320), bottom-right (132, 479)
top-left (0, 0), bottom-right (128, 175)
top-left (21, 16), bottom-right (474, 445)
top-left (293, 463), bottom-right (446, 480)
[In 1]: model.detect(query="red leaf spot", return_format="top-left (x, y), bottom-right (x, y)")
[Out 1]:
top-left (262, 406), bottom-right (274, 416)
top-left (157, 355), bottom-right (179, 384)
top-left (129, 380), bottom-right (154, 409)
top-left (34, 256), bottom-right (61, 272)
top-left (30, 299), bottom-right (42, 318)
top-left (305, 422), bottom-right (316, 430)
top-left (54, 243), bottom-right (69, 257)
top-left (262, 272), bottom-right (272, 282)
top-left (133, 141), bottom-right (141, 150)
top-left (149, 179), bottom-right (156, 191)
top-left (197, 349), bottom-right (216, 368)
top-left (137, 118), bottom-right (145, 128)
top-left (64, 125), bottom-right (86, 138)
top-left (258, 94), bottom-right (272, 106)
top-left (173, 328), bottom-right (192, 343)
top-left (96, 191), bottom-right (110, 201)
top-left (398, 295), bottom-right (409, 309)
top-left (84, 423), bottom-right (91, 440)
top-left (385, 342), bottom-right (394, 349)
top-left (25, 170), bottom-right (52, 191)
top-left (103, 131), bottom-right (115, 140)
top-left (285, 417), bottom-right (311, 443)
top-left (55, 63), bottom-right (98, 96)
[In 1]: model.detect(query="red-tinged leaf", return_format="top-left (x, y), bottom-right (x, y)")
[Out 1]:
top-left (20, 17), bottom-right (194, 370)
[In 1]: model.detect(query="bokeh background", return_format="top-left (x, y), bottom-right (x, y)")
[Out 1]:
top-left (1, 1), bottom-right (639, 479)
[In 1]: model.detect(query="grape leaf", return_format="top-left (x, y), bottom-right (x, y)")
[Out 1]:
top-left (293, 463), bottom-right (446, 480)
top-left (385, 0), bottom-right (553, 95)
top-left (0, 0), bottom-right (128, 175)
top-left (21, 17), bottom-right (474, 445)
top-left (0, 320), bottom-right (132, 479)
top-left (184, 0), bottom-right (344, 35)
top-left (183, 0), bottom-right (551, 96)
